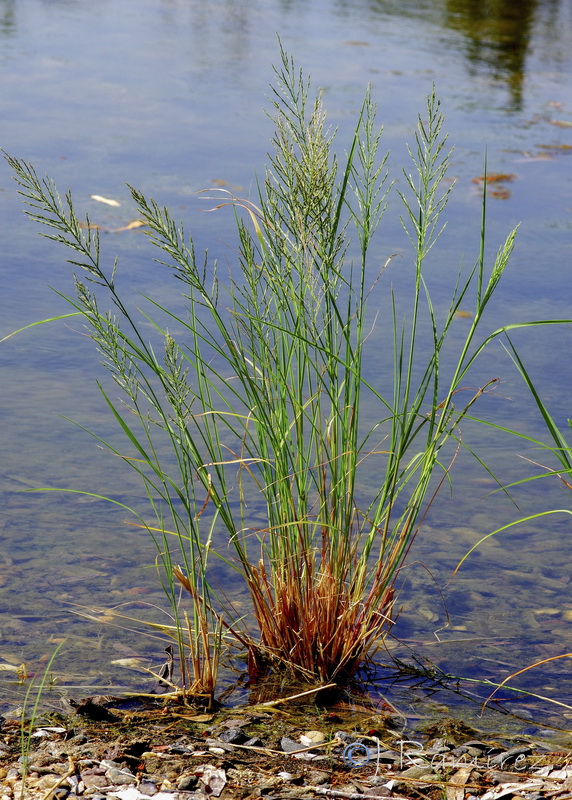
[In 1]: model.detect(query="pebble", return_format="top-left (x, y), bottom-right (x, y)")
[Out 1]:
top-left (138, 780), bottom-right (158, 795)
top-left (218, 726), bottom-right (247, 744)
top-left (399, 764), bottom-right (440, 780)
top-left (281, 735), bottom-right (301, 753)
top-left (243, 736), bottom-right (263, 747)
top-left (83, 773), bottom-right (109, 789)
top-left (176, 773), bottom-right (198, 790)
top-left (489, 744), bottom-right (532, 767)
top-left (106, 766), bottom-right (137, 785)
top-left (5, 710), bottom-right (572, 800)
top-left (300, 730), bottom-right (326, 746)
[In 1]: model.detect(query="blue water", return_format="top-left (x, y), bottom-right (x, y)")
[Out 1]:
top-left (1, 0), bottom-right (572, 734)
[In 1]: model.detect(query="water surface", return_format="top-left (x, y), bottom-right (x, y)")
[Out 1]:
top-left (1, 0), bottom-right (572, 736)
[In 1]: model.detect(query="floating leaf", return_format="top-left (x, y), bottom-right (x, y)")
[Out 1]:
top-left (490, 189), bottom-right (511, 199)
top-left (211, 178), bottom-right (244, 191)
top-left (111, 657), bottom-right (146, 669)
top-left (538, 143), bottom-right (572, 151)
top-left (472, 173), bottom-right (516, 184)
top-left (550, 119), bottom-right (572, 128)
top-left (472, 173), bottom-right (515, 199)
top-left (514, 155), bottom-right (553, 162)
top-left (78, 220), bottom-right (101, 230)
top-left (91, 194), bottom-right (121, 207)
top-left (454, 310), bottom-right (472, 319)
top-left (113, 219), bottom-right (147, 232)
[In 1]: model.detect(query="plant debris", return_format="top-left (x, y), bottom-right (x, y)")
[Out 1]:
top-left (471, 173), bottom-right (516, 200)
top-left (90, 195), bottom-right (121, 207)
top-left (2, 696), bottom-right (571, 800)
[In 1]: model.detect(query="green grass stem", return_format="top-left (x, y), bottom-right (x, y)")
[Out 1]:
top-left (5, 46), bottom-right (568, 696)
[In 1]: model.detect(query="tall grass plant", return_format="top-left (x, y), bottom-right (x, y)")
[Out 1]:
top-left (5, 47), bottom-right (555, 697)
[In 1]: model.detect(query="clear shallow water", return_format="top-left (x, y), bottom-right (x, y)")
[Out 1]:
top-left (1, 0), bottom-right (572, 736)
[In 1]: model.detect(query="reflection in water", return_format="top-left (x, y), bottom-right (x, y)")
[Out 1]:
top-left (442, 0), bottom-right (537, 110)
top-left (0, 0), bottom-right (15, 37)
top-left (0, 0), bottom-right (568, 111)
top-left (339, 0), bottom-right (567, 111)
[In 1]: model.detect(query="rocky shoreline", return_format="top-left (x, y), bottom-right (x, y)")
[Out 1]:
top-left (2, 694), bottom-right (572, 800)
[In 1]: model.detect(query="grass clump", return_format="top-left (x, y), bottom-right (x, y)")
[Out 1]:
top-left (4, 47), bottom-right (530, 698)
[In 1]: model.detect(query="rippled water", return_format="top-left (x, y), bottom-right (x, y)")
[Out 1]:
top-left (1, 0), bottom-right (572, 736)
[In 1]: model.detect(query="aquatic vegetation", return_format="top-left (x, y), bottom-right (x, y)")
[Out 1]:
top-left (4, 48), bottom-right (556, 698)
top-left (18, 643), bottom-right (64, 799)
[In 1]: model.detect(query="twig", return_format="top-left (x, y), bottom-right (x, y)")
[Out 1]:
top-left (313, 788), bottom-right (412, 800)
top-left (42, 755), bottom-right (75, 800)
top-left (254, 682), bottom-right (337, 708)
top-left (224, 737), bottom-right (340, 758)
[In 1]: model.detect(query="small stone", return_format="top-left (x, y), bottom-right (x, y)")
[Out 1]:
top-left (81, 773), bottom-right (109, 789)
top-left (376, 750), bottom-right (401, 763)
top-left (105, 765), bottom-right (136, 785)
top-left (100, 759), bottom-right (121, 770)
top-left (138, 780), bottom-right (158, 795)
top-left (426, 737), bottom-right (454, 752)
top-left (222, 717), bottom-right (250, 728)
top-left (177, 773), bottom-right (199, 790)
top-left (368, 776), bottom-right (392, 786)
top-left (219, 726), bottom-right (247, 744)
top-left (490, 746), bottom-right (532, 768)
top-left (463, 740), bottom-right (492, 751)
top-left (451, 745), bottom-right (483, 758)
top-left (334, 731), bottom-right (354, 744)
top-left (399, 765), bottom-right (439, 780)
top-left (487, 769), bottom-right (523, 784)
top-left (81, 765), bottom-right (107, 776)
top-left (243, 736), bottom-right (263, 747)
top-left (35, 773), bottom-right (62, 789)
top-left (102, 789), bottom-right (149, 800)
top-left (281, 736), bottom-right (301, 753)
top-left (300, 730), bottom-right (325, 746)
